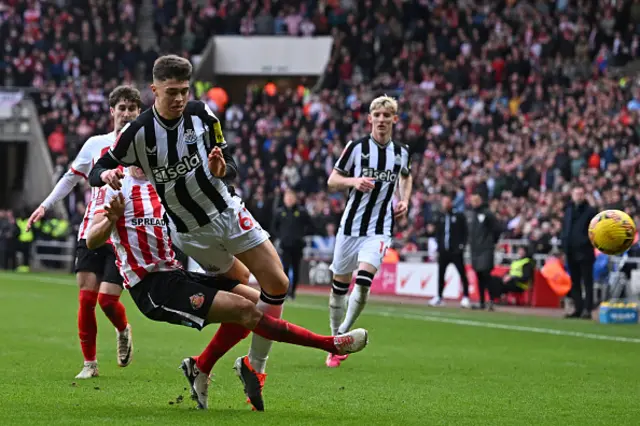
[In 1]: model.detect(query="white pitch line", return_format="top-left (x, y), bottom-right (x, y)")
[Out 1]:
top-left (3, 273), bottom-right (640, 344)
top-left (292, 303), bottom-right (640, 344)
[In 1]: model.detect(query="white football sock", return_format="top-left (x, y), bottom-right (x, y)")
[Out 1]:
top-left (329, 291), bottom-right (348, 336)
top-left (338, 284), bottom-right (370, 334)
top-left (248, 292), bottom-right (285, 374)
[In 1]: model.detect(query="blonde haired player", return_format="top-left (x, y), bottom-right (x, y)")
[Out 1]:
top-left (325, 95), bottom-right (412, 368)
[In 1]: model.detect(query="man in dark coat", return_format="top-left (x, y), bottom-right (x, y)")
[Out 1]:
top-left (561, 186), bottom-right (597, 319)
top-left (428, 193), bottom-right (471, 308)
top-left (468, 192), bottom-right (503, 309)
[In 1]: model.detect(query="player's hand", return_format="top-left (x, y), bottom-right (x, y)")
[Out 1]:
top-left (104, 193), bottom-right (125, 222)
top-left (101, 169), bottom-right (125, 190)
top-left (394, 200), bottom-right (408, 220)
top-left (352, 177), bottom-right (375, 192)
top-left (26, 205), bottom-right (46, 231)
top-left (208, 146), bottom-right (226, 177)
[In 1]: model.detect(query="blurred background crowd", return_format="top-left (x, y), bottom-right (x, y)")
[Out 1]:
top-left (3, 0), bottom-right (640, 267)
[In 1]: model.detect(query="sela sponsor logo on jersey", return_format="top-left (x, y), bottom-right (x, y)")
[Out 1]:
top-left (152, 152), bottom-right (201, 183)
top-left (130, 217), bottom-right (167, 227)
top-left (362, 167), bottom-right (397, 182)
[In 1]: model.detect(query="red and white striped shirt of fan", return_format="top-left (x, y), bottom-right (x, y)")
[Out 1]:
top-left (94, 175), bottom-right (180, 288)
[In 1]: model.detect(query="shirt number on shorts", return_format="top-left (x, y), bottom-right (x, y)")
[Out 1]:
top-left (379, 241), bottom-right (387, 255)
top-left (238, 208), bottom-right (254, 231)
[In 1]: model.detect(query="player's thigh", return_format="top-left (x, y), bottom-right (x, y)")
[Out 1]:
top-left (76, 271), bottom-right (100, 292)
top-left (206, 290), bottom-right (261, 327)
top-left (234, 239), bottom-right (289, 295)
top-left (170, 224), bottom-right (235, 274)
top-left (222, 257), bottom-right (251, 285)
top-left (231, 283), bottom-right (260, 304)
top-left (98, 247), bottom-right (124, 295)
top-left (330, 234), bottom-right (360, 278)
top-left (357, 236), bottom-right (392, 274)
top-left (74, 240), bottom-right (103, 292)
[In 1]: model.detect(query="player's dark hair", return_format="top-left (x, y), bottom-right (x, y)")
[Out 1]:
top-left (152, 55), bottom-right (192, 82)
top-left (108, 86), bottom-right (142, 109)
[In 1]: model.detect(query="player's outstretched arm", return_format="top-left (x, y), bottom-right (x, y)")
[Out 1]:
top-left (27, 172), bottom-right (84, 231)
top-left (86, 193), bottom-right (125, 250)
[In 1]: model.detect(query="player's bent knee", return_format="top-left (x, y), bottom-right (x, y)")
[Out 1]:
top-left (235, 298), bottom-right (262, 329)
top-left (99, 281), bottom-right (123, 296)
top-left (333, 273), bottom-right (352, 284)
top-left (77, 272), bottom-right (100, 292)
top-left (235, 240), bottom-right (289, 295)
top-left (222, 258), bottom-right (250, 284)
top-left (206, 291), bottom-right (260, 327)
top-left (232, 284), bottom-right (260, 304)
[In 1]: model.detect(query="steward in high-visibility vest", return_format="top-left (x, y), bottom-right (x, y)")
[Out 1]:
top-left (508, 256), bottom-right (534, 290)
top-left (50, 218), bottom-right (70, 240)
top-left (487, 245), bottom-right (534, 309)
top-left (15, 217), bottom-right (34, 272)
top-left (16, 218), bottom-right (34, 244)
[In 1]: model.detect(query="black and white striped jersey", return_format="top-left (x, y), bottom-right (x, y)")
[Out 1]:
top-left (334, 136), bottom-right (411, 237)
top-left (107, 100), bottom-right (234, 233)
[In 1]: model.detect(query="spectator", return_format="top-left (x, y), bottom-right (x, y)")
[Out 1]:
top-left (428, 192), bottom-right (470, 308)
top-left (468, 192), bottom-right (503, 310)
top-left (561, 186), bottom-right (597, 319)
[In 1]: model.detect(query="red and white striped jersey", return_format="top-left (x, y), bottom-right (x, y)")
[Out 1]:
top-left (94, 175), bottom-right (181, 288)
top-left (70, 132), bottom-right (117, 241)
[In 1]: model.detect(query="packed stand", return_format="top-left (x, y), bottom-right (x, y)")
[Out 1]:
top-left (212, 0), bottom-right (640, 259)
top-left (6, 0), bottom-right (640, 261)
top-left (0, 0), bottom-right (149, 217)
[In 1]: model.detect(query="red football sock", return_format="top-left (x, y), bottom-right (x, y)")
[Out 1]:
top-left (78, 290), bottom-right (98, 362)
top-left (253, 314), bottom-right (337, 353)
top-left (98, 293), bottom-right (128, 332)
top-left (195, 323), bottom-right (250, 375)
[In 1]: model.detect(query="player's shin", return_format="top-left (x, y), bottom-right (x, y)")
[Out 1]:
top-left (196, 323), bottom-right (250, 375)
top-left (329, 279), bottom-right (350, 335)
top-left (248, 290), bottom-right (286, 373)
top-left (78, 289), bottom-right (99, 362)
top-left (248, 311), bottom-right (368, 355)
top-left (338, 270), bottom-right (374, 334)
top-left (97, 292), bottom-right (128, 332)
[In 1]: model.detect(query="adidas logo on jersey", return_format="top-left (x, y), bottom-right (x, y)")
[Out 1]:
top-left (152, 152), bottom-right (201, 183)
top-left (362, 167), bottom-right (397, 182)
top-left (131, 217), bottom-right (167, 227)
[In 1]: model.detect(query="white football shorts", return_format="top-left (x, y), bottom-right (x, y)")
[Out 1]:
top-left (169, 196), bottom-right (270, 274)
top-left (329, 234), bottom-right (392, 275)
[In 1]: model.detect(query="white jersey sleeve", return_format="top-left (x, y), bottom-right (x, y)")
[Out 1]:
top-left (40, 136), bottom-right (110, 210)
top-left (41, 173), bottom-right (83, 210)
top-left (69, 138), bottom-right (100, 178)
top-left (334, 140), bottom-right (358, 176)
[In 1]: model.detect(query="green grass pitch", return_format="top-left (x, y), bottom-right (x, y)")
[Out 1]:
top-left (0, 271), bottom-right (639, 425)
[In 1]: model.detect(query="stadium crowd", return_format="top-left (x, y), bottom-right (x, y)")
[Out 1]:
top-left (2, 0), bottom-right (640, 265)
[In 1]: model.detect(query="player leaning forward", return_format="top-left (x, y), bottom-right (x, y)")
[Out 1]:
top-left (86, 168), bottom-right (367, 410)
top-left (26, 86), bottom-right (141, 378)
top-left (87, 55), bottom-right (334, 410)
top-left (326, 95), bottom-right (412, 368)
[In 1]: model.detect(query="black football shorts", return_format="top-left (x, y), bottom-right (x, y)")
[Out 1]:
top-left (75, 239), bottom-right (124, 286)
top-left (128, 269), bottom-right (240, 330)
